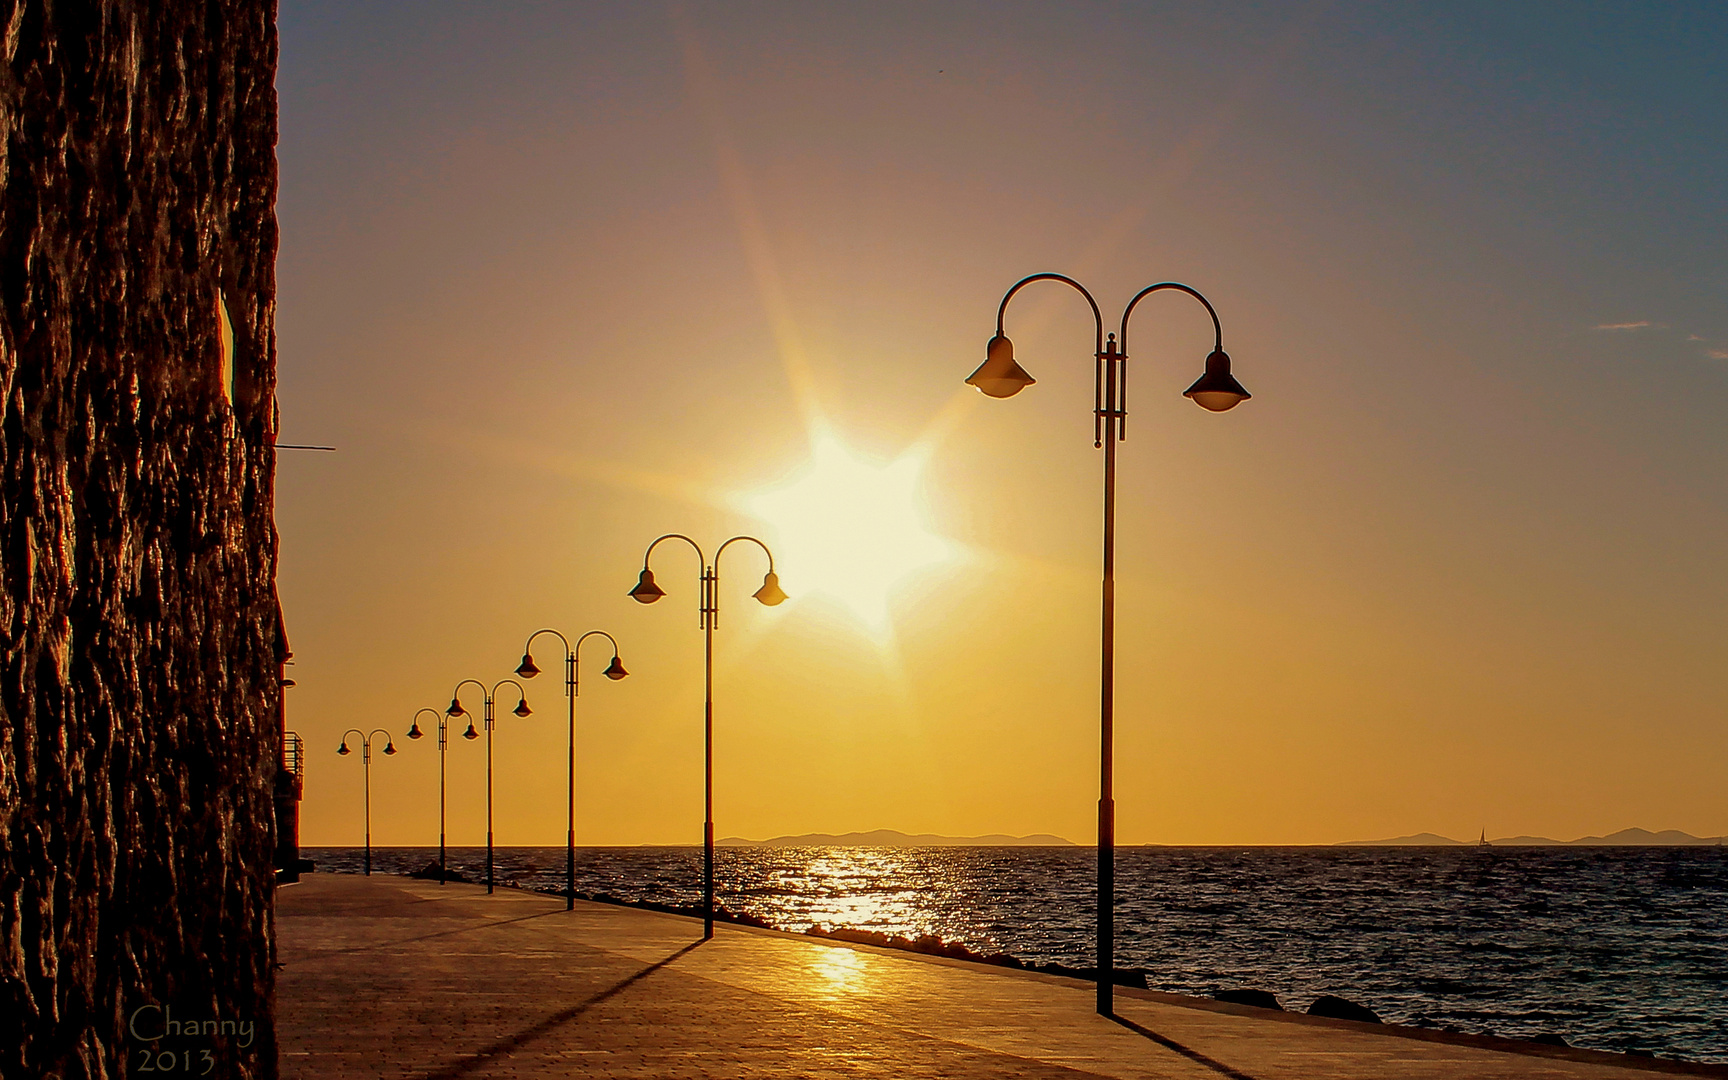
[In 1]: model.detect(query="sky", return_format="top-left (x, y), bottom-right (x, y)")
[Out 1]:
top-left (275, 2), bottom-right (1728, 847)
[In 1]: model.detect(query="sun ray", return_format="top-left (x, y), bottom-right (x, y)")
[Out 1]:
top-left (673, 14), bottom-right (822, 428)
top-left (438, 426), bottom-right (733, 512)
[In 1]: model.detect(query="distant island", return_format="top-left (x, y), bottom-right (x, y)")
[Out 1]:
top-left (1340, 827), bottom-right (1724, 847)
top-left (718, 829), bottom-right (1076, 847)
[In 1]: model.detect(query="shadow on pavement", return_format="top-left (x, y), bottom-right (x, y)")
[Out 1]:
top-left (411, 939), bottom-right (706, 1080)
top-left (1109, 1013), bottom-right (1263, 1080)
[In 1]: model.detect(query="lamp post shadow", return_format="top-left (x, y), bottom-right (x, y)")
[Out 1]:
top-left (1107, 1013), bottom-right (1263, 1080)
top-left (410, 940), bottom-right (705, 1080)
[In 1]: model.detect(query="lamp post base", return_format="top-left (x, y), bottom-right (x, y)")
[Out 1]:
top-left (703, 819), bottom-right (714, 940)
top-left (1098, 796), bottom-right (1115, 1016)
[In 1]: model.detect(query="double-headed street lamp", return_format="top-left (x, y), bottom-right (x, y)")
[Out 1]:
top-left (967, 273), bottom-right (1250, 1015)
top-left (336, 728), bottom-right (398, 875)
top-left (406, 706), bottom-right (466, 884)
top-left (516, 629), bottom-right (629, 910)
top-left (629, 534), bottom-right (786, 939)
top-left (446, 678), bottom-right (531, 894)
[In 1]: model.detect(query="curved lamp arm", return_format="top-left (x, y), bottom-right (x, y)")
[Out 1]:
top-left (633, 533), bottom-right (707, 619)
top-left (519, 627), bottom-right (572, 684)
top-left (1118, 282), bottom-right (1222, 354)
top-left (976, 273), bottom-right (1108, 433)
top-left (523, 627), bottom-right (572, 662)
top-left (490, 678), bottom-right (530, 715)
top-left (448, 678), bottom-right (490, 717)
top-left (571, 630), bottom-right (627, 692)
top-left (574, 629), bottom-right (621, 660)
top-left (338, 727), bottom-right (367, 754)
top-left (407, 708), bottom-right (443, 741)
top-left (642, 533), bottom-right (706, 575)
top-left (714, 535), bottom-right (775, 574)
top-left (997, 273), bottom-right (1104, 356)
top-left (716, 535), bottom-right (785, 614)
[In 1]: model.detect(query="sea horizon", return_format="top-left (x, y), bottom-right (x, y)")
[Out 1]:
top-left (303, 823), bottom-right (1728, 849)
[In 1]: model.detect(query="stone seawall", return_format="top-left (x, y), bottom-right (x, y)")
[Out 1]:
top-left (1, 4), bottom-right (282, 1077)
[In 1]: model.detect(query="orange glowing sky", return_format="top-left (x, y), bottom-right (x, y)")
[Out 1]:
top-left (276, 3), bottom-right (1728, 847)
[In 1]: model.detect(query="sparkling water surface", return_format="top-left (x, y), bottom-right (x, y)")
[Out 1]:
top-left (303, 845), bottom-right (1728, 1063)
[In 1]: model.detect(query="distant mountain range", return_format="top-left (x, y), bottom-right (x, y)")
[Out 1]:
top-left (717, 829), bottom-right (1076, 847)
top-left (1340, 827), bottom-right (1725, 847)
top-left (710, 826), bottom-right (1722, 847)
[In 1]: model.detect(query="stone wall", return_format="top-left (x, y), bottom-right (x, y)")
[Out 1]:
top-left (0, 3), bottom-right (282, 1077)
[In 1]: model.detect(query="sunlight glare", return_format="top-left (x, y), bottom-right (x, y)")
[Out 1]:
top-left (806, 944), bottom-right (867, 998)
top-left (742, 434), bottom-right (952, 631)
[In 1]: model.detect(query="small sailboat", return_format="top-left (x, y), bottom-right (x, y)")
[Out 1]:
top-left (1477, 829), bottom-right (1492, 849)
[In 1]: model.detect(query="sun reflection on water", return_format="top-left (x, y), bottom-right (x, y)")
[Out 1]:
top-left (786, 848), bottom-right (972, 942)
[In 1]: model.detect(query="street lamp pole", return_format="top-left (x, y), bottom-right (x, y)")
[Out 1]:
top-left (517, 629), bottom-right (628, 910)
top-left (336, 728), bottom-right (398, 875)
top-left (629, 534), bottom-right (786, 939)
top-left (406, 707), bottom-right (459, 883)
top-left (967, 274), bottom-right (1250, 1015)
top-left (447, 678), bottom-right (532, 894)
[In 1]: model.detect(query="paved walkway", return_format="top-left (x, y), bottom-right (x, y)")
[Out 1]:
top-left (276, 874), bottom-right (1722, 1079)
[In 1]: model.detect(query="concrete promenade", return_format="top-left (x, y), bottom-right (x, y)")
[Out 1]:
top-left (277, 874), bottom-right (1723, 1079)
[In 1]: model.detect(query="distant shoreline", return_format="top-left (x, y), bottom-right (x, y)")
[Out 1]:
top-left (1337, 827), bottom-right (1725, 847)
top-left (301, 827), bottom-right (1726, 849)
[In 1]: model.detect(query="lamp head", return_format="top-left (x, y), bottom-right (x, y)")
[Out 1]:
top-left (603, 655), bottom-right (628, 680)
top-left (1183, 348), bottom-right (1251, 412)
top-left (752, 571), bottom-right (788, 606)
top-left (462, 723), bottom-right (479, 740)
top-left (515, 652), bottom-right (540, 679)
top-left (964, 333), bottom-right (1036, 398)
top-left (629, 567), bottom-right (666, 603)
top-left (406, 721), bottom-right (424, 740)
top-left (512, 698), bottom-right (532, 718)
top-left (446, 697), bottom-right (465, 718)
top-left (383, 741), bottom-right (397, 755)
top-left (337, 741), bottom-right (351, 756)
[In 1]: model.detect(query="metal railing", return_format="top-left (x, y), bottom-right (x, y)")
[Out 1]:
top-left (283, 730), bottom-right (304, 779)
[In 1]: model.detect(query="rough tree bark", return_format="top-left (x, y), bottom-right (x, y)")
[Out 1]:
top-left (0, 3), bottom-right (282, 1078)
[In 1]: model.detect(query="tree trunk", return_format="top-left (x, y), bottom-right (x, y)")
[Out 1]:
top-left (0, 3), bottom-right (282, 1077)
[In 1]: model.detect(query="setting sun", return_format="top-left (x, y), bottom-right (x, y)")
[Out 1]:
top-left (741, 433), bottom-right (952, 631)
